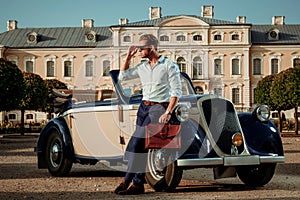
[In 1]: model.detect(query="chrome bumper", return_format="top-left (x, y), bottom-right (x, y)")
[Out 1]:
top-left (177, 155), bottom-right (285, 167)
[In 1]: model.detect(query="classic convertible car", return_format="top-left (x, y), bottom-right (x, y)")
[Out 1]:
top-left (36, 70), bottom-right (285, 191)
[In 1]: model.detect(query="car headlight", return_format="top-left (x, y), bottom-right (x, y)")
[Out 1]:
top-left (253, 104), bottom-right (270, 122)
top-left (175, 102), bottom-right (191, 122)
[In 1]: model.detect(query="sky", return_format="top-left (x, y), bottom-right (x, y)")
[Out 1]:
top-left (1, 0), bottom-right (300, 33)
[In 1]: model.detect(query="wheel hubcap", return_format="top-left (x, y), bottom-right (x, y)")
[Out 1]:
top-left (50, 141), bottom-right (62, 167)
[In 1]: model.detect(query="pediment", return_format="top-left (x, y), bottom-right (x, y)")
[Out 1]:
top-left (159, 16), bottom-right (209, 27)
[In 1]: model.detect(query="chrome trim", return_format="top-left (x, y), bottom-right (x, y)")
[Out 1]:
top-left (197, 96), bottom-right (250, 156)
top-left (177, 155), bottom-right (285, 167)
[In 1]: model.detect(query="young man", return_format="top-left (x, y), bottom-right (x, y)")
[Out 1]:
top-left (114, 34), bottom-right (182, 195)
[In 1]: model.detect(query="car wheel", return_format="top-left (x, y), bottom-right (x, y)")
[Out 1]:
top-left (236, 163), bottom-right (276, 187)
top-left (45, 130), bottom-right (73, 176)
top-left (146, 149), bottom-right (182, 192)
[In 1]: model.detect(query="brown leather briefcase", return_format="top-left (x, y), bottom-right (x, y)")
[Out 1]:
top-left (145, 123), bottom-right (181, 149)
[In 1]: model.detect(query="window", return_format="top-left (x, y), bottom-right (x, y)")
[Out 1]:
top-left (46, 61), bottom-right (55, 77)
top-left (85, 60), bottom-right (93, 77)
top-left (193, 35), bottom-right (202, 41)
top-left (232, 88), bottom-right (240, 104)
top-left (103, 60), bottom-right (111, 76)
top-left (26, 114), bottom-right (33, 120)
top-left (232, 59), bottom-right (240, 75)
top-left (214, 59), bottom-right (222, 75)
top-left (253, 58), bottom-right (262, 75)
top-left (25, 61), bottom-right (33, 73)
top-left (8, 114), bottom-right (16, 120)
top-left (293, 58), bottom-right (300, 68)
top-left (271, 58), bottom-right (279, 74)
top-left (123, 36), bottom-right (131, 42)
top-left (177, 57), bottom-right (186, 73)
top-left (160, 35), bottom-right (169, 41)
top-left (195, 86), bottom-right (204, 94)
top-left (214, 88), bottom-right (222, 96)
top-left (253, 88), bottom-right (257, 104)
top-left (192, 57), bottom-right (202, 79)
top-left (214, 34), bottom-right (221, 41)
top-left (231, 34), bottom-right (239, 41)
top-left (176, 35), bottom-right (186, 41)
top-left (64, 61), bottom-right (72, 77)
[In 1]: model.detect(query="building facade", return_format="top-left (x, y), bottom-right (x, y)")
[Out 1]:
top-left (0, 5), bottom-right (299, 123)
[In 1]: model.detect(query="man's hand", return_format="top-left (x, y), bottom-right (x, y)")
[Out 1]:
top-left (159, 112), bottom-right (171, 124)
top-left (120, 46), bottom-right (139, 71)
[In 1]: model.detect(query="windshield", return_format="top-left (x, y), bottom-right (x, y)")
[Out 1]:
top-left (119, 74), bottom-right (195, 98)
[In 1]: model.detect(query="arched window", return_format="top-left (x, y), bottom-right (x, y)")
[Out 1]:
top-left (46, 61), bottom-right (55, 77)
top-left (253, 58), bottom-right (262, 75)
top-left (25, 61), bottom-right (33, 73)
top-left (176, 35), bottom-right (186, 41)
top-left (85, 60), bottom-right (94, 77)
top-left (160, 35), bottom-right (169, 41)
top-left (293, 58), bottom-right (300, 68)
top-left (123, 36), bottom-right (131, 42)
top-left (177, 57), bottom-right (186, 73)
top-left (214, 59), bottom-right (222, 75)
top-left (193, 35), bottom-right (202, 41)
top-left (64, 61), bottom-right (72, 77)
top-left (231, 34), bottom-right (240, 41)
top-left (214, 34), bottom-right (221, 41)
top-left (103, 60), bottom-right (111, 76)
top-left (271, 58), bottom-right (279, 74)
top-left (192, 56), bottom-right (202, 79)
top-left (26, 114), bottom-right (34, 120)
top-left (232, 59), bottom-right (240, 75)
top-left (232, 88), bottom-right (240, 104)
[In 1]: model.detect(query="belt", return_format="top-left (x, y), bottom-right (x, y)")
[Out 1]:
top-left (143, 101), bottom-right (169, 107)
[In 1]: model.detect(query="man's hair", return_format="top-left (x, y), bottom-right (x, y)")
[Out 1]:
top-left (139, 34), bottom-right (158, 50)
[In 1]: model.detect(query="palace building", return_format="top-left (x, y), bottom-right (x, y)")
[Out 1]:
top-left (0, 5), bottom-right (299, 123)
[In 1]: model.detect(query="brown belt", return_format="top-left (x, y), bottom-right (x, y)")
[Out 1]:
top-left (143, 101), bottom-right (169, 107)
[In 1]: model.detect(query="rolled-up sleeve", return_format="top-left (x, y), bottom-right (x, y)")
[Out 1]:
top-left (168, 63), bottom-right (182, 98)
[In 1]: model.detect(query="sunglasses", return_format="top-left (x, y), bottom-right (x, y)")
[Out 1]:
top-left (137, 46), bottom-right (150, 50)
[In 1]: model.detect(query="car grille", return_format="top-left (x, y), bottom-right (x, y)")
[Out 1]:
top-left (199, 97), bottom-right (244, 155)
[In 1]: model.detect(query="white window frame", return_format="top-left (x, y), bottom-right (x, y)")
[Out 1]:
top-left (212, 53), bottom-right (224, 77)
top-left (252, 53), bottom-right (264, 77)
top-left (230, 31), bottom-right (242, 42)
top-left (230, 83), bottom-right (243, 105)
top-left (24, 56), bottom-right (35, 73)
top-left (230, 53), bottom-right (242, 77)
top-left (291, 54), bottom-right (300, 68)
top-left (212, 31), bottom-right (224, 42)
top-left (44, 55), bottom-right (57, 78)
top-left (62, 54), bottom-right (75, 80)
top-left (83, 55), bottom-right (96, 79)
top-left (269, 53), bottom-right (281, 75)
top-left (175, 32), bottom-right (187, 43)
top-left (192, 56), bottom-right (203, 79)
top-left (122, 33), bottom-right (133, 43)
top-left (159, 34), bottom-right (170, 42)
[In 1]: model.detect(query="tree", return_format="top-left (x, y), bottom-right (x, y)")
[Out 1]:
top-left (254, 74), bottom-right (277, 109)
top-left (271, 66), bottom-right (300, 134)
top-left (0, 58), bottom-right (25, 112)
top-left (19, 72), bottom-right (48, 134)
top-left (43, 79), bottom-right (68, 118)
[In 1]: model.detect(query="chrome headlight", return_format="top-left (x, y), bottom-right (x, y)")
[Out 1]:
top-left (253, 104), bottom-right (270, 122)
top-left (175, 102), bottom-right (191, 122)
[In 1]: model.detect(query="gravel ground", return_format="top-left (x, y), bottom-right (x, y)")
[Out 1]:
top-left (0, 134), bottom-right (299, 200)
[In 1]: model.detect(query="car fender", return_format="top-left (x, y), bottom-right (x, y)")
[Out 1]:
top-left (36, 117), bottom-right (74, 168)
top-left (238, 113), bottom-right (284, 156)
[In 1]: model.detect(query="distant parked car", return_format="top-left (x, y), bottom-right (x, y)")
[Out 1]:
top-left (36, 70), bottom-right (285, 191)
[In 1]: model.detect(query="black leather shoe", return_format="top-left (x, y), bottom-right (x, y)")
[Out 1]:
top-left (114, 182), bottom-right (129, 194)
top-left (117, 184), bottom-right (145, 195)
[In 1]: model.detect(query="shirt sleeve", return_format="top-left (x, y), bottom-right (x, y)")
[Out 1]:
top-left (118, 66), bottom-right (139, 81)
top-left (168, 62), bottom-right (182, 98)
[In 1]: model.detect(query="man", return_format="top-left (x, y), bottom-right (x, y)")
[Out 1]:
top-left (114, 34), bottom-right (182, 195)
